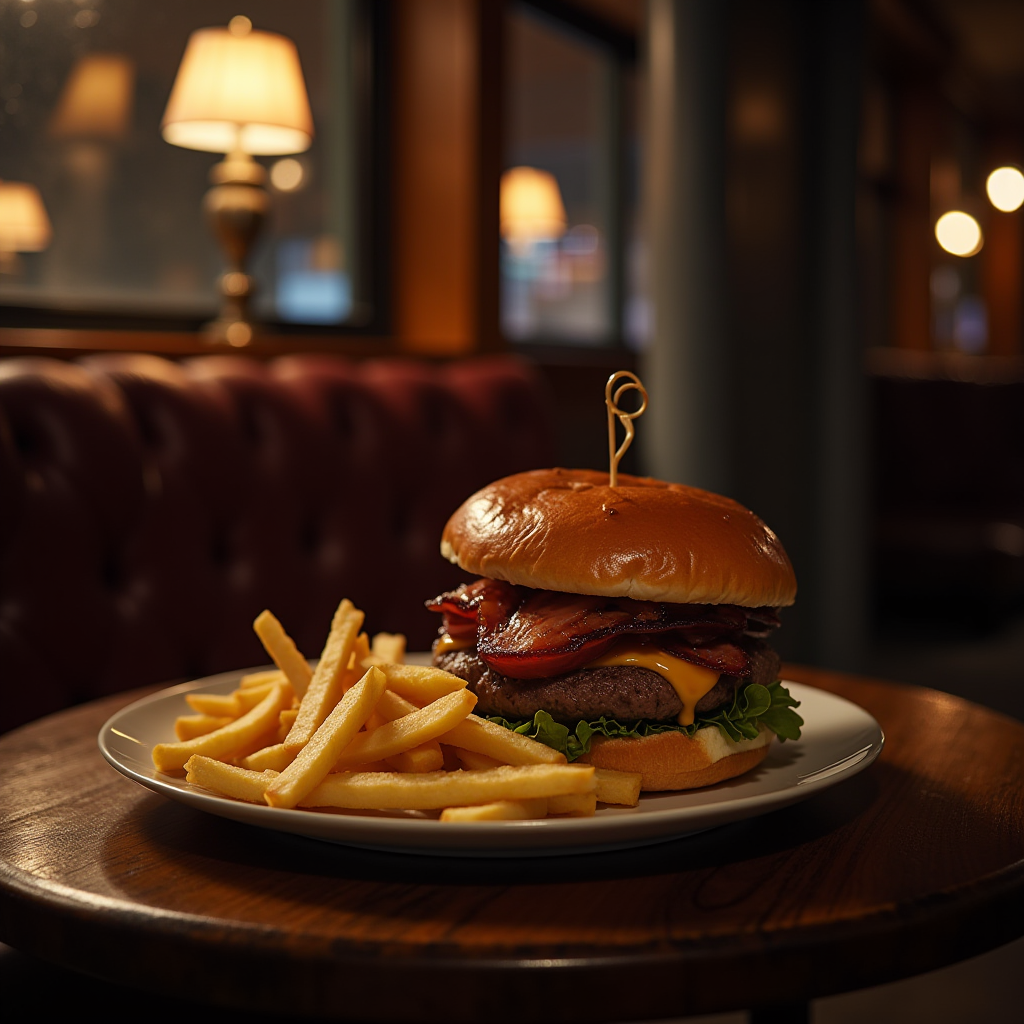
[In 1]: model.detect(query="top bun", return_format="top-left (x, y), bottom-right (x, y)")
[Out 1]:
top-left (441, 468), bottom-right (796, 608)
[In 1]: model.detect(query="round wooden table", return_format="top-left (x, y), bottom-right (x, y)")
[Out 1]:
top-left (1, 666), bottom-right (1022, 1023)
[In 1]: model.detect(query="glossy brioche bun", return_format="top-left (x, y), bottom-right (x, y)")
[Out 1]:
top-left (441, 468), bottom-right (796, 608)
top-left (580, 726), bottom-right (773, 791)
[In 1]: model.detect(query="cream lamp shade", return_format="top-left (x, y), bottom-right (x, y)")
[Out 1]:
top-left (50, 53), bottom-right (135, 140)
top-left (162, 18), bottom-right (313, 155)
top-left (0, 181), bottom-right (52, 253)
top-left (500, 166), bottom-right (567, 247)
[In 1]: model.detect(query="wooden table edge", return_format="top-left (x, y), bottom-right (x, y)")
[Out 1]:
top-left (2, 842), bottom-right (1023, 1020)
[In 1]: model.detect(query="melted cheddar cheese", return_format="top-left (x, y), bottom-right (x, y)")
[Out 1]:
top-left (588, 639), bottom-right (720, 726)
top-left (435, 632), bottom-right (472, 656)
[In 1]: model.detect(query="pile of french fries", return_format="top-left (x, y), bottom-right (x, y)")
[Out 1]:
top-left (152, 598), bottom-right (642, 821)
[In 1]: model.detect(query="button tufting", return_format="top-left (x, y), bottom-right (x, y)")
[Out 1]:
top-left (0, 353), bottom-right (554, 732)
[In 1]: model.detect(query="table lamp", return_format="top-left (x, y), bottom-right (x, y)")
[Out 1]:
top-left (500, 166), bottom-right (567, 255)
top-left (0, 180), bottom-right (52, 275)
top-left (162, 16), bottom-right (313, 346)
top-left (50, 53), bottom-right (135, 141)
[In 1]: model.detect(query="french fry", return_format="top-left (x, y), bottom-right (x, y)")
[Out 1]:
top-left (594, 767), bottom-right (643, 807)
top-left (453, 748), bottom-right (504, 771)
top-left (185, 692), bottom-right (240, 717)
top-left (170, 595), bottom-right (629, 825)
top-left (335, 760), bottom-right (392, 773)
top-left (440, 798), bottom-right (549, 822)
top-left (547, 792), bottom-right (598, 817)
top-left (265, 667), bottom-right (387, 809)
top-left (372, 664), bottom-right (468, 706)
top-left (369, 631), bottom-right (406, 665)
top-left (347, 668), bottom-right (411, 732)
top-left (284, 599), bottom-right (364, 750)
top-left (185, 755), bottom-right (279, 803)
top-left (239, 669), bottom-right (287, 689)
top-left (175, 713), bottom-right (233, 741)
top-left (363, 711), bottom-right (386, 732)
top-left (385, 741), bottom-right (445, 774)
top-left (341, 633), bottom-right (371, 689)
top-left (242, 743), bottom-right (297, 772)
top-left (439, 714), bottom-right (567, 766)
top-left (301, 763), bottom-right (596, 810)
top-left (278, 708), bottom-right (298, 742)
top-left (253, 609), bottom-right (314, 697)
top-left (153, 684), bottom-right (289, 773)
top-left (236, 680), bottom-right (294, 713)
top-left (375, 690), bottom-right (418, 722)
top-left (332, 689), bottom-right (477, 768)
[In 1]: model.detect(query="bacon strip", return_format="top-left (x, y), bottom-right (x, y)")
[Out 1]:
top-left (427, 580), bottom-right (779, 680)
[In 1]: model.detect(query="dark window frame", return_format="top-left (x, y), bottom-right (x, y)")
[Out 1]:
top-left (0, 0), bottom-right (391, 339)
top-left (506, 0), bottom-right (639, 349)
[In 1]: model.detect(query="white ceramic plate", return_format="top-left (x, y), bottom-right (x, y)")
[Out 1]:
top-left (98, 665), bottom-right (883, 857)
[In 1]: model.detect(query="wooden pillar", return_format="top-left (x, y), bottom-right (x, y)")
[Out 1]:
top-left (392, 0), bottom-right (502, 355)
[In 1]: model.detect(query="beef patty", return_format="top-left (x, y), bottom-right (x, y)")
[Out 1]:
top-left (434, 640), bottom-right (781, 723)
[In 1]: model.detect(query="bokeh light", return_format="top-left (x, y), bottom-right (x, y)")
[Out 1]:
top-left (270, 157), bottom-right (305, 192)
top-left (986, 166), bottom-right (1024, 213)
top-left (935, 211), bottom-right (982, 257)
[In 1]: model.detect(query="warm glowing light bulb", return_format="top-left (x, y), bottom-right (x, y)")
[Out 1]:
top-left (935, 211), bottom-right (983, 257)
top-left (986, 166), bottom-right (1024, 213)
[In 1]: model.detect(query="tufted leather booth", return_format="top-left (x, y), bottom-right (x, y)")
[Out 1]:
top-left (0, 352), bottom-right (554, 734)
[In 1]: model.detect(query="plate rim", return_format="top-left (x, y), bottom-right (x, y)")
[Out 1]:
top-left (98, 666), bottom-right (884, 856)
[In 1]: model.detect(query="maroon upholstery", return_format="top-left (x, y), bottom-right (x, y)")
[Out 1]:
top-left (0, 353), bottom-right (553, 733)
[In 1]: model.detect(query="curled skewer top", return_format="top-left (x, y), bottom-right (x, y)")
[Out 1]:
top-left (605, 370), bottom-right (648, 488)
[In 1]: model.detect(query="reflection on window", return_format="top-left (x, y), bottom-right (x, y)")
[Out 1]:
top-left (275, 236), bottom-right (352, 324)
top-left (503, 4), bottom-right (642, 347)
top-left (0, 0), bottom-right (364, 328)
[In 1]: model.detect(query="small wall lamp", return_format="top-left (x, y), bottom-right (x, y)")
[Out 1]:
top-left (0, 181), bottom-right (52, 275)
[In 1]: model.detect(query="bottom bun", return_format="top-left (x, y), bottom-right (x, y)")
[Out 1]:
top-left (580, 726), bottom-right (773, 791)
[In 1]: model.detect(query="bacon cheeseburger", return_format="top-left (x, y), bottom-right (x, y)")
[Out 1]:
top-left (427, 468), bottom-right (803, 791)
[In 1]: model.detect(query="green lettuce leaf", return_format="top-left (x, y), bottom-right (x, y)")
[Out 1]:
top-left (486, 679), bottom-right (804, 762)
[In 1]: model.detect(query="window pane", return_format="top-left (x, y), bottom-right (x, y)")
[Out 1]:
top-left (503, 5), bottom-right (619, 345)
top-left (0, 0), bottom-right (365, 327)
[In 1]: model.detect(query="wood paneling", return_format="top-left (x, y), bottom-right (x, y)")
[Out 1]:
top-left (392, 0), bottom-right (502, 355)
top-left (891, 82), bottom-right (939, 350)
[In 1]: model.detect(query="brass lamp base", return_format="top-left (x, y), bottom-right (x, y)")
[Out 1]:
top-left (202, 151), bottom-right (269, 347)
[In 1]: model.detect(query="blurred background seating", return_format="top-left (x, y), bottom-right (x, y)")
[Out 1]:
top-left (0, 353), bottom-right (553, 733)
top-left (872, 370), bottom-right (1024, 626)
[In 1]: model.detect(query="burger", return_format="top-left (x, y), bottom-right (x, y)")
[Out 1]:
top-left (426, 467), bottom-right (802, 791)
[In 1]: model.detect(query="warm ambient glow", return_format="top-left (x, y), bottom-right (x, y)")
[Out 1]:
top-left (986, 166), bottom-right (1024, 213)
top-left (935, 211), bottom-right (983, 258)
top-left (0, 181), bottom-right (52, 253)
top-left (162, 20), bottom-right (313, 155)
top-left (500, 166), bottom-right (567, 249)
top-left (270, 157), bottom-right (304, 192)
top-left (49, 53), bottom-right (135, 140)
